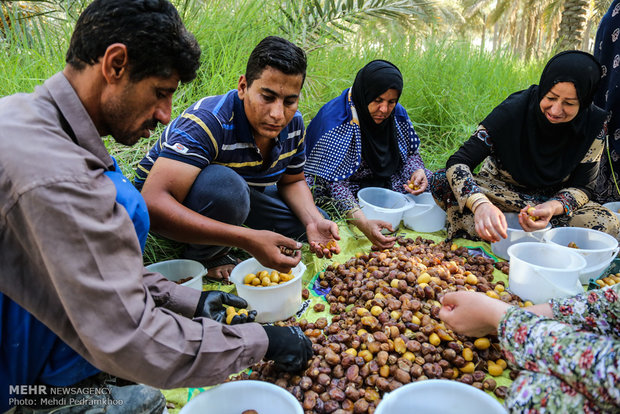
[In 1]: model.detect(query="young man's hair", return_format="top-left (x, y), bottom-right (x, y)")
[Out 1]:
top-left (245, 36), bottom-right (307, 87)
top-left (66, 0), bottom-right (201, 83)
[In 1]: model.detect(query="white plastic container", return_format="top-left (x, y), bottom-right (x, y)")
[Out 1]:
top-left (507, 242), bottom-right (586, 304)
top-left (145, 259), bottom-right (206, 291)
top-left (602, 201), bottom-right (620, 228)
top-left (229, 258), bottom-right (306, 323)
top-left (402, 192), bottom-right (446, 232)
top-left (375, 379), bottom-right (506, 414)
top-left (357, 187), bottom-right (414, 229)
top-left (179, 380), bottom-right (303, 414)
top-left (490, 213), bottom-right (551, 260)
top-left (542, 227), bottom-right (619, 284)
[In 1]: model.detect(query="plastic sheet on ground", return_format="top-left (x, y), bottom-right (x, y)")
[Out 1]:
top-left (161, 223), bottom-right (512, 412)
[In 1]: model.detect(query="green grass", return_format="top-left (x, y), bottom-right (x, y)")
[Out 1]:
top-left (0, 0), bottom-right (546, 262)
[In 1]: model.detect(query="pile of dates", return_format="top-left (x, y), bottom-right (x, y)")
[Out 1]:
top-left (230, 237), bottom-right (523, 413)
top-left (494, 261), bottom-right (510, 275)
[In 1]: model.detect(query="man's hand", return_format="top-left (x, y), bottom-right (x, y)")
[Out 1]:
top-left (262, 325), bottom-right (313, 372)
top-left (243, 230), bottom-right (302, 273)
top-left (474, 202), bottom-right (508, 242)
top-left (195, 291), bottom-right (257, 324)
top-left (356, 219), bottom-right (396, 250)
top-left (307, 219), bottom-right (341, 258)
top-left (404, 169), bottom-right (428, 195)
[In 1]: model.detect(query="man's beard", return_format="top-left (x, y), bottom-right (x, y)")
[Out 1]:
top-left (102, 92), bottom-right (158, 147)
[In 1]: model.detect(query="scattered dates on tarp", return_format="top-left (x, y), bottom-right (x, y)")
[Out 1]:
top-left (229, 237), bottom-right (525, 413)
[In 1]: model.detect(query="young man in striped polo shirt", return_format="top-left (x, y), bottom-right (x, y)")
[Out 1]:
top-left (135, 36), bottom-right (340, 280)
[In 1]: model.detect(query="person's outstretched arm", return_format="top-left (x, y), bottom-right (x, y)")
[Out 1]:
top-left (440, 290), bottom-right (620, 410)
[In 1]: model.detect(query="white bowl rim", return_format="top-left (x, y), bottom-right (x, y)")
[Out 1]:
top-left (542, 227), bottom-right (619, 253)
top-left (378, 379), bottom-right (505, 411)
top-left (230, 258), bottom-right (305, 291)
top-left (145, 259), bottom-right (207, 286)
top-left (507, 242), bottom-right (587, 271)
top-left (180, 379), bottom-right (303, 413)
top-left (358, 187), bottom-right (414, 214)
top-left (502, 212), bottom-right (551, 233)
top-left (403, 203), bottom-right (436, 218)
top-left (145, 258), bottom-right (205, 267)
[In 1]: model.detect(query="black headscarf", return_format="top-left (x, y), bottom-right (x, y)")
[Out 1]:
top-left (351, 60), bottom-right (404, 186)
top-left (482, 50), bottom-right (608, 188)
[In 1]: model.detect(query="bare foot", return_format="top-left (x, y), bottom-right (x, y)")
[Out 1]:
top-left (206, 264), bottom-right (235, 282)
top-left (204, 254), bottom-right (240, 284)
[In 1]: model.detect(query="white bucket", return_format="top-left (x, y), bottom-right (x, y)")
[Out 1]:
top-left (542, 227), bottom-right (619, 284)
top-left (602, 201), bottom-right (620, 235)
top-left (375, 379), bottom-right (506, 414)
top-left (507, 242), bottom-right (586, 304)
top-left (145, 259), bottom-right (206, 291)
top-left (229, 258), bottom-right (306, 323)
top-left (179, 380), bottom-right (303, 414)
top-left (402, 193), bottom-right (446, 233)
top-left (491, 213), bottom-right (551, 260)
top-left (357, 187), bottom-right (414, 229)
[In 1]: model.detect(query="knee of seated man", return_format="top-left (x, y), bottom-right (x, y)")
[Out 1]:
top-left (187, 165), bottom-right (250, 223)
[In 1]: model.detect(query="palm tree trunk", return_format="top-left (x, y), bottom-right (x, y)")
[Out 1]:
top-left (556, 0), bottom-right (589, 50)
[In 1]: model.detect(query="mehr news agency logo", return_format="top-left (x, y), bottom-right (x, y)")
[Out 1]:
top-left (8, 385), bottom-right (123, 407)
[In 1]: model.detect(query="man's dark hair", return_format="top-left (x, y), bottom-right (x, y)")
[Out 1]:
top-left (66, 0), bottom-right (201, 83)
top-left (245, 36), bottom-right (307, 87)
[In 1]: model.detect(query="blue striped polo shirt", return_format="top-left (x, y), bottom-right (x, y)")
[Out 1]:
top-left (134, 90), bottom-right (306, 190)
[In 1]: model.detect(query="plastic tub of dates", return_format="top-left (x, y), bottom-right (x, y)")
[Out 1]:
top-left (230, 258), bottom-right (307, 323)
top-left (375, 379), bottom-right (507, 414)
top-left (542, 226), bottom-right (619, 284)
top-left (145, 259), bottom-right (206, 291)
top-left (179, 380), bottom-right (303, 414)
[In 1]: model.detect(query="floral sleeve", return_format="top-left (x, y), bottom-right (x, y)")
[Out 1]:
top-left (550, 285), bottom-right (620, 335)
top-left (328, 180), bottom-right (359, 214)
top-left (498, 285), bottom-right (620, 410)
top-left (445, 164), bottom-right (483, 211)
top-left (306, 174), bottom-right (358, 214)
top-left (445, 127), bottom-right (492, 211)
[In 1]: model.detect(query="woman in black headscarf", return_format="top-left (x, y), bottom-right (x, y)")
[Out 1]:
top-left (305, 60), bottom-right (431, 249)
top-left (430, 50), bottom-right (619, 242)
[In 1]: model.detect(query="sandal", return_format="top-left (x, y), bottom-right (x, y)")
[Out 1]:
top-left (203, 254), bottom-right (240, 283)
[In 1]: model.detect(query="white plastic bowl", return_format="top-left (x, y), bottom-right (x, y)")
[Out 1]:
top-left (229, 258), bottom-right (306, 323)
top-left (542, 227), bottom-right (619, 284)
top-left (145, 259), bottom-right (206, 291)
top-left (490, 213), bottom-right (551, 260)
top-left (402, 193), bottom-right (446, 232)
top-left (375, 379), bottom-right (506, 414)
top-left (507, 242), bottom-right (586, 304)
top-left (602, 201), bottom-right (620, 225)
top-left (358, 187), bottom-right (414, 229)
top-left (179, 380), bottom-right (303, 414)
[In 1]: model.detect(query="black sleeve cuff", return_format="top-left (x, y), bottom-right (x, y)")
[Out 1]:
top-left (194, 291), bottom-right (209, 317)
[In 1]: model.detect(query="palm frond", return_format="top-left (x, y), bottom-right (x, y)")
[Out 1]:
top-left (277, 0), bottom-right (443, 51)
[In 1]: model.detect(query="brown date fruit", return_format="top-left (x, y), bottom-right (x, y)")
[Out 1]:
top-left (483, 378), bottom-right (497, 392)
top-left (494, 385), bottom-right (509, 399)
